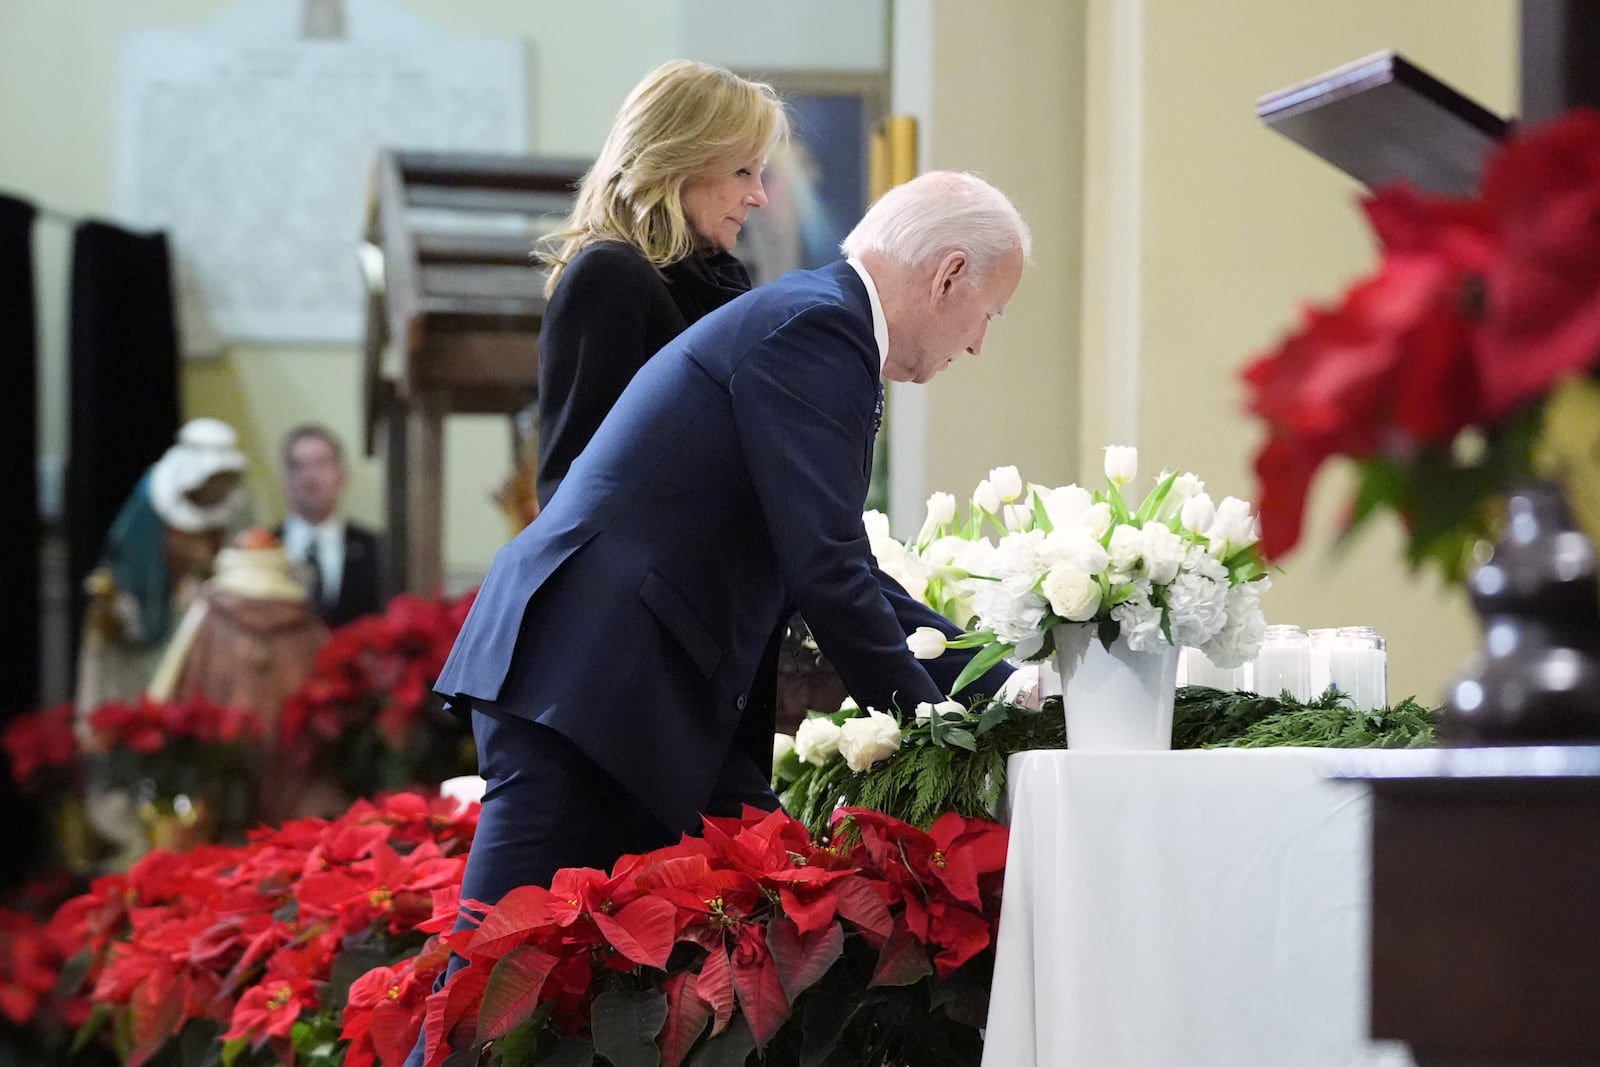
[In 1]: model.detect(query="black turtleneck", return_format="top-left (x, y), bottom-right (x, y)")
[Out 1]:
top-left (535, 241), bottom-right (751, 507)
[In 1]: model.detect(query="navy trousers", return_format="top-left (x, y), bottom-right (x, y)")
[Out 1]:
top-left (404, 706), bottom-right (777, 1065)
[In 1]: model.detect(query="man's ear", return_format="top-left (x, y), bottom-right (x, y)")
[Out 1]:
top-left (930, 251), bottom-right (968, 301)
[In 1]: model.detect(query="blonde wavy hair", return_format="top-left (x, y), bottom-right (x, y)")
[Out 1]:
top-left (540, 60), bottom-right (788, 295)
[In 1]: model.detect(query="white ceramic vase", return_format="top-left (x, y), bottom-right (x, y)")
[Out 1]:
top-left (1053, 623), bottom-right (1180, 751)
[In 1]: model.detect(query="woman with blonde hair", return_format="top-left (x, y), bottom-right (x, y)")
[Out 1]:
top-left (534, 59), bottom-right (787, 506)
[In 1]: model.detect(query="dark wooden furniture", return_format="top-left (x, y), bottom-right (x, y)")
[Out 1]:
top-left (362, 149), bottom-right (587, 595)
top-left (1346, 748), bottom-right (1600, 1066)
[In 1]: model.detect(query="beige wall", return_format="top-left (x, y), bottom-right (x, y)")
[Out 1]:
top-left (897, 0), bottom-right (1515, 704)
top-left (6, 0), bottom-right (1519, 702)
top-left (1, 0), bottom-right (887, 586)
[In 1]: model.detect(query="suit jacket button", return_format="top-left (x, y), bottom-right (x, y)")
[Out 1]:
top-left (736, 694), bottom-right (748, 711)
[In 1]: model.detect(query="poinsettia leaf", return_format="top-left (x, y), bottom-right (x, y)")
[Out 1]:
top-left (475, 944), bottom-right (559, 1043)
top-left (729, 928), bottom-right (790, 1047)
top-left (685, 1013), bottom-right (754, 1067)
top-left (767, 917), bottom-right (844, 1002)
top-left (538, 1034), bottom-right (598, 1066)
top-left (830, 876), bottom-right (893, 944)
top-left (871, 922), bottom-right (934, 987)
top-left (592, 896), bottom-right (677, 969)
top-left (466, 884), bottom-right (563, 959)
top-left (949, 640), bottom-right (1014, 696)
top-left (696, 944), bottom-right (735, 1037)
top-left (591, 988), bottom-right (668, 1067)
top-left (658, 971), bottom-right (712, 1067)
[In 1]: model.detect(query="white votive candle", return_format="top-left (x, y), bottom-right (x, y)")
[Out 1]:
top-left (1331, 626), bottom-right (1387, 709)
top-left (1253, 624), bottom-right (1311, 701)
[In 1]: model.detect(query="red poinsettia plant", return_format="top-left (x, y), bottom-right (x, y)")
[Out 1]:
top-left (1244, 108), bottom-right (1600, 579)
top-left (410, 804), bottom-right (1008, 1067)
top-left (279, 591), bottom-right (478, 797)
top-left (39, 791), bottom-right (477, 1067)
top-left (84, 693), bottom-right (263, 804)
top-left (1, 702), bottom-right (80, 795)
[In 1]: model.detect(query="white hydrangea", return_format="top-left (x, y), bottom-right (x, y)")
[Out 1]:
top-left (1201, 576), bottom-right (1271, 669)
top-left (1165, 569), bottom-right (1231, 648)
top-left (1110, 582), bottom-right (1165, 653)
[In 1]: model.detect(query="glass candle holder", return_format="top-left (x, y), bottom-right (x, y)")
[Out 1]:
top-left (1253, 624), bottom-right (1311, 701)
top-left (1178, 646), bottom-right (1250, 691)
top-left (1307, 627), bottom-right (1341, 699)
top-left (1331, 626), bottom-right (1387, 710)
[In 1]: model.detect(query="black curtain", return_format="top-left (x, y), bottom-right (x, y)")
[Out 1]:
top-left (0, 195), bottom-right (42, 894)
top-left (64, 221), bottom-right (181, 663)
top-left (0, 195), bottom-right (40, 714)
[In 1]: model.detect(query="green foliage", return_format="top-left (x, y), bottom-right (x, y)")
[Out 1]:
top-left (783, 687), bottom-right (1439, 835)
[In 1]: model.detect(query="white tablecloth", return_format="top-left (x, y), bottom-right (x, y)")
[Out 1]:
top-left (981, 748), bottom-right (1418, 1067)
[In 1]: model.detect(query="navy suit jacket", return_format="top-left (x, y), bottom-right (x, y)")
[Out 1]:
top-left (436, 260), bottom-right (1001, 832)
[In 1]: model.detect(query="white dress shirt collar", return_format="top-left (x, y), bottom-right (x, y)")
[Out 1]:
top-left (845, 257), bottom-right (890, 373)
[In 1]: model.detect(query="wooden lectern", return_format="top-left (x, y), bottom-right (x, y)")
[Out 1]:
top-left (362, 150), bottom-right (587, 596)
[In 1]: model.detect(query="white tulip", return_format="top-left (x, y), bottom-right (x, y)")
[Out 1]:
top-left (772, 733), bottom-right (795, 767)
top-left (1039, 484), bottom-right (1094, 530)
top-left (973, 479), bottom-right (1002, 515)
top-left (916, 491), bottom-right (958, 546)
top-left (838, 708), bottom-right (903, 772)
top-left (1041, 562), bottom-right (1103, 621)
top-left (794, 717), bottom-right (844, 767)
top-left (1180, 492), bottom-right (1217, 536)
top-left (1002, 500), bottom-right (1034, 532)
top-left (1104, 445), bottom-right (1138, 486)
top-left (1206, 497), bottom-right (1260, 558)
top-left (988, 465), bottom-right (1025, 503)
top-left (906, 626), bottom-right (949, 660)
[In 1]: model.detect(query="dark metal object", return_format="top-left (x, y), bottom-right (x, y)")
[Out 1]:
top-left (1442, 483), bottom-right (1600, 744)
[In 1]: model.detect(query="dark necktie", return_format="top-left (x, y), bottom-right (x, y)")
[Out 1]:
top-left (303, 542), bottom-right (326, 607)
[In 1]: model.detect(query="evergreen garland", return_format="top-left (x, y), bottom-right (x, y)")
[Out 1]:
top-left (780, 686), bottom-right (1438, 836)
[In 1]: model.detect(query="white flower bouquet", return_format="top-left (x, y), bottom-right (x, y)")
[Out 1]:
top-left (876, 446), bottom-right (1273, 694)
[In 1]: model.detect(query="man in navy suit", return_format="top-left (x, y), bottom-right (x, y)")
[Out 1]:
top-left (436, 170), bottom-right (1030, 906)
top-left (276, 424), bottom-right (384, 627)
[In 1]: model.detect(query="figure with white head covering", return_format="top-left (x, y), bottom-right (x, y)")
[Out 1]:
top-left (77, 417), bottom-right (249, 715)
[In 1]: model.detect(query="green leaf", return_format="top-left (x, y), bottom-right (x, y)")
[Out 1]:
top-left (1030, 488), bottom-right (1054, 533)
top-left (1135, 469), bottom-right (1180, 524)
top-left (975, 700), bottom-right (1014, 736)
top-left (686, 1014), bottom-right (755, 1067)
top-left (940, 728), bottom-right (978, 752)
top-left (591, 988), bottom-right (670, 1067)
top-left (534, 1034), bottom-right (597, 1066)
top-left (1096, 618), bottom-right (1119, 652)
top-left (949, 640), bottom-right (1014, 696)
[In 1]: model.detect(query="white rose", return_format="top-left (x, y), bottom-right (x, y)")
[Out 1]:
top-left (1039, 484), bottom-right (1094, 530)
top-left (1103, 445), bottom-right (1138, 486)
top-left (988, 465), bottom-right (1024, 503)
top-left (1041, 562), bottom-right (1102, 622)
top-left (862, 509), bottom-right (892, 546)
top-left (1080, 501), bottom-right (1113, 540)
top-left (837, 708), bottom-right (902, 772)
top-left (772, 732), bottom-right (795, 767)
top-left (973, 479), bottom-right (1002, 515)
top-left (794, 717), bottom-right (843, 767)
top-left (1206, 497), bottom-right (1260, 558)
top-left (1180, 492), bottom-right (1216, 536)
top-left (1039, 527), bottom-right (1109, 575)
top-left (914, 698), bottom-right (964, 722)
top-left (1140, 523), bottom-right (1188, 585)
top-left (906, 625), bottom-right (948, 660)
top-left (1107, 524), bottom-right (1144, 572)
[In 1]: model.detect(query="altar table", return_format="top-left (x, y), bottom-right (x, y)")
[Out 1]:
top-left (980, 748), bottom-right (1418, 1067)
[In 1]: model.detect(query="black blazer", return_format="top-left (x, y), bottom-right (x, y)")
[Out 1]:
top-left (273, 520), bottom-right (384, 628)
top-left (535, 241), bottom-right (750, 507)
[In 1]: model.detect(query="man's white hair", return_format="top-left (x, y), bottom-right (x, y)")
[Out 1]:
top-left (841, 170), bottom-right (1031, 279)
